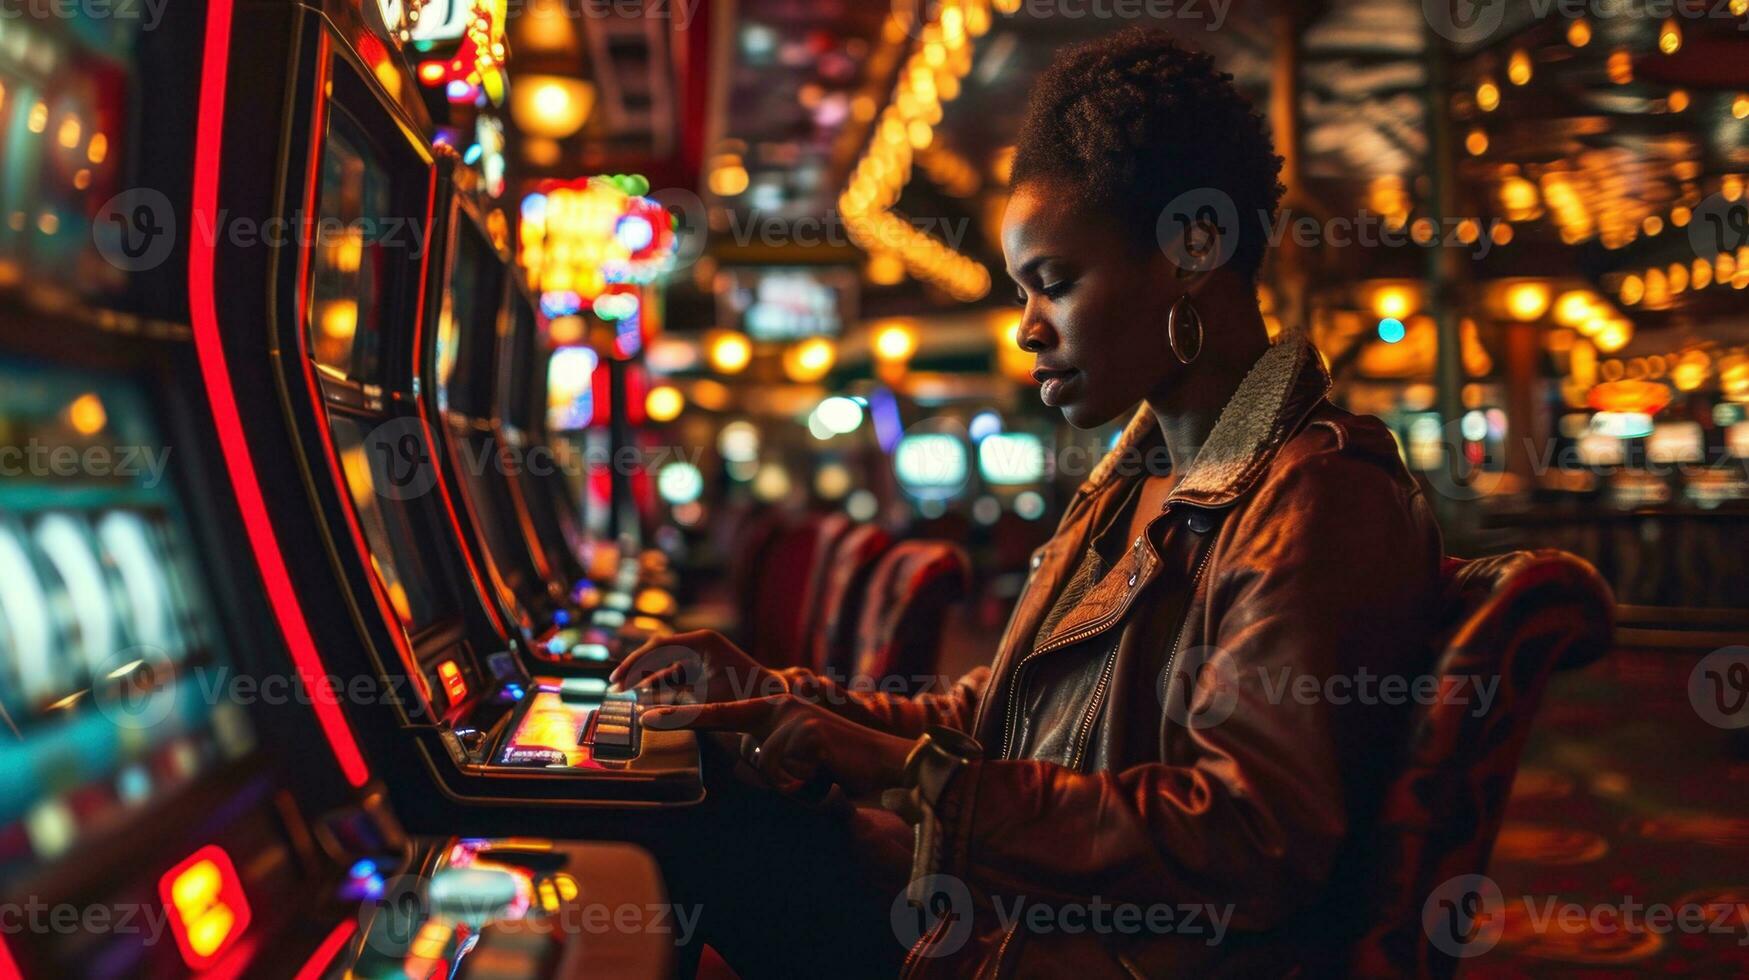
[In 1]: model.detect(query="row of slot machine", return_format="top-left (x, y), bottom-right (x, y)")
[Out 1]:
top-left (0, 2), bottom-right (709, 976)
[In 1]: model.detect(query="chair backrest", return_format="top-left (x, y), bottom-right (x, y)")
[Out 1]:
top-left (794, 512), bottom-right (855, 666)
top-left (1347, 549), bottom-right (1613, 978)
top-left (850, 540), bottom-right (972, 695)
top-left (746, 514), bottom-right (832, 668)
top-left (809, 522), bottom-right (893, 677)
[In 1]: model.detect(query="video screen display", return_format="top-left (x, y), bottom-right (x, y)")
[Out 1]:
top-left (0, 362), bottom-right (255, 879)
top-left (547, 346), bottom-right (599, 433)
top-left (978, 433), bottom-right (1046, 485)
top-left (436, 217), bottom-right (504, 416)
top-left (308, 114), bottom-right (393, 384)
top-left (327, 414), bottom-right (455, 635)
top-left (0, 16), bottom-right (131, 301)
top-left (501, 288), bottom-right (539, 431)
top-left (715, 266), bottom-right (856, 341)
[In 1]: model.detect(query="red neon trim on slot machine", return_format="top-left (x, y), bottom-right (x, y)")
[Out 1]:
top-left (294, 920), bottom-right (358, 980)
top-left (410, 194), bottom-right (513, 637)
top-left (191, 0), bottom-right (370, 786)
top-left (0, 935), bottom-right (22, 980)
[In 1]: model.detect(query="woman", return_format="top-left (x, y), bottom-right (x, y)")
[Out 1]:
top-left (615, 28), bottom-right (1443, 977)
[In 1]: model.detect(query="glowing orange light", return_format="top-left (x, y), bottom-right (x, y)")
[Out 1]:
top-left (437, 660), bottom-right (468, 702)
top-left (160, 846), bottom-right (251, 971)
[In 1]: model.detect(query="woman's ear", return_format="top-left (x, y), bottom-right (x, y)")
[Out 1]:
top-left (1158, 209), bottom-right (1226, 297)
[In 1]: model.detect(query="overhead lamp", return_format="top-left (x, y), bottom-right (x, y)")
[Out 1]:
top-left (1553, 291), bottom-right (1598, 328)
top-left (782, 338), bottom-right (836, 383)
top-left (1503, 281), bottom-right (1552, 321)
top-left (872, 321), bottom-right (918, 362)
top-left (511, 75), bottom-right (594, 140)
top-left (708, 332), bottom-right (752, 374)
top-left (1371, 284), bottom-right (1416, 321)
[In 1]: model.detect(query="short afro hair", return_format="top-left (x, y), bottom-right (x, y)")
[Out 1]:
top-left (1011, 28), bottom-right (1284, 280)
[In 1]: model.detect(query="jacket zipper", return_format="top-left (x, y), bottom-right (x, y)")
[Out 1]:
top-left (998, 586), bottom-right (1137, 760)
top-left (1158, 543), bottom-right (1216, 728)
top-left (1065, 639), bottom-right (1120, 771)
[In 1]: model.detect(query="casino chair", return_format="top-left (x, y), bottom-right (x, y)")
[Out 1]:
top-left (794, 512), bottom-right (856, 660)
top-left (741, 512), bottom-right (837, 669)
top-left (847, 540), bottom-right (973, 695)
top-left (1347, 549), bottom-right (1614, 978)
top-left (808, 522), bottom-right (895, 678)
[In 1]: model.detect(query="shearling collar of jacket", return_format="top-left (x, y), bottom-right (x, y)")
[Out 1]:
top-left (1084, 334), bottom-right (1333, 508)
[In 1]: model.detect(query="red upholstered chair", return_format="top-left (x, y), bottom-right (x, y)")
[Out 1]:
top-left (1347, 550), bottom-right (1614, 978)
top-left (848, 540), bottom-right (972, 695)
top-left (808, 523), bottom-right (893, 677)
top-left (744, 513), bottom-right (845, 669)
top-left (793, 512), bottom-right (855, 667)
top-left (729, 507), bottom-right (787, 649)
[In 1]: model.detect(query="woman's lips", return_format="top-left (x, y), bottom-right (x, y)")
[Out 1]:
top-left (1036, 369), bottom-right (1079, 407)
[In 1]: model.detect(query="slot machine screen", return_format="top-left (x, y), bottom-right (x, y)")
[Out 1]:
top-left (306, 96), bottom-right (473, 653)
top-left (0, 15), bottom-right (131, 302)
top-left (435, 220), bottom-right (550, 606)
top-left (436, 217), bottom-right (504, 416)
top-left (308, 118), bottom-right (392, 384)
top-left (0, 361), bottom-right (256, 880)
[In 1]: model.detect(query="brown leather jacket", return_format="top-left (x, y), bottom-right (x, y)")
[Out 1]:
top-left (785, 337), bottom-right (1445, 977)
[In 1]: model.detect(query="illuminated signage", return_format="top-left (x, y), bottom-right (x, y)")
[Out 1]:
top-left (159, 845), bottom-right (252, 971)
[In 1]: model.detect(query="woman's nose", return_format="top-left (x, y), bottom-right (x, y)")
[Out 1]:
top-left (1016, 313), bottom-right (1053, 353)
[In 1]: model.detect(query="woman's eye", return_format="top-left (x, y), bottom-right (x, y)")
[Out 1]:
top-left (1014, 287), bottom-right (1027, 306)
top-left (1040, 281), bottom-right (1072, 300)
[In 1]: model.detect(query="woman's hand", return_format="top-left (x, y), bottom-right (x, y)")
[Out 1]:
top-left (643, 695), bottom-right (916, 799)
top-left (609, 629), bottom-right (785, 706)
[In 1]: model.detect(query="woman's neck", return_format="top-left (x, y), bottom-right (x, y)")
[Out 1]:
top-left (1146, 286), bottom-right (1271, 473)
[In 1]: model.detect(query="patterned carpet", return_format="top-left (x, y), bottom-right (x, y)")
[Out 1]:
top-left (1466, 648), bottom-right (1749, 977)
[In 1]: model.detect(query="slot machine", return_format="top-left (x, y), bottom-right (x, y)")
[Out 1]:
top-left (5, 4), bottom-right (687, 977)
top-left (195, 0), bottom-right (702, 839)
top-left (498, 279), bottom-right (682, 646)
top-left (420, 160), bottom-right (678, 675)
top-left (0, 7), bottom-right (380, 976)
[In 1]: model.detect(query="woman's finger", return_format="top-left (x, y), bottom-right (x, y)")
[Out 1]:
top-left (642, 695), bottom-right (788, 736)
top-left (610, 641), bottom-right (701, 690)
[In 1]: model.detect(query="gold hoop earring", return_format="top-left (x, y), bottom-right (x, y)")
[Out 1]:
top-left (1167, 294), bottom-right (1203, 365)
